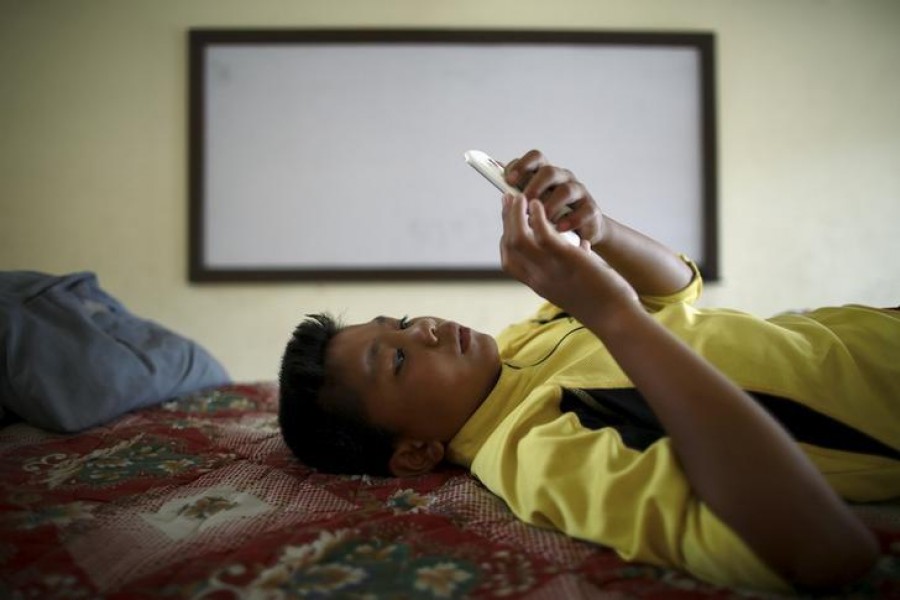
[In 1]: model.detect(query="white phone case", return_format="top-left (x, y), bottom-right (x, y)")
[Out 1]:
top-left (464, 150), bottom-right (519, 195)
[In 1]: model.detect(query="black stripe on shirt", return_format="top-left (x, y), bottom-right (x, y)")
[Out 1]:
top-left (560, 387), bottom-right (900, 460)
top-left (532, 311), bottom-right (572, 325)
top-left (560, 388), bottom-right (665, 452)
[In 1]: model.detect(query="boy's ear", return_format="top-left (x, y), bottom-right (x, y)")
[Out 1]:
top-left (388, 438), bottom-right (445, 477)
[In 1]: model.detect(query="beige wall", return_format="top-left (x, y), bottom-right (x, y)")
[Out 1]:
top-left (2, 0), bottom-right (899, 381)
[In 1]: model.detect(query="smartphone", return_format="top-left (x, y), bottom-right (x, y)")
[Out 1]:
top-left (464, 150), bottom-right (520, 195)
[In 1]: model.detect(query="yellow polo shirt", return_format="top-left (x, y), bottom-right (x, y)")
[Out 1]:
top-left (448, 258), bottom-right (900, 592)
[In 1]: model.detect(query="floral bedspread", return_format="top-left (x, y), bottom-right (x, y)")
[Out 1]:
top-left (1, 383), bottom-right (898, 599)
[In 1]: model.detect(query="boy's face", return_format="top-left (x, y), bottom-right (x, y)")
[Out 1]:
top-left (326, 315), bottom-right (501, 444)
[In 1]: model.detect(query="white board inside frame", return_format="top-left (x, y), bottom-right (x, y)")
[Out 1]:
top-left (189, 30), bottom-right (717, 281)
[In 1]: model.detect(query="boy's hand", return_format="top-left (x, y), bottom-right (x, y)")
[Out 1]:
top-left (500, 194), bottom-right (638, 328)
top-left (504, 149), bottom-right (605, 246)
top-left (505, 148), bottom-right (694, 298)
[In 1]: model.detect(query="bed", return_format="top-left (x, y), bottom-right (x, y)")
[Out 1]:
top-left (1, 382), bottom-right (899, 599)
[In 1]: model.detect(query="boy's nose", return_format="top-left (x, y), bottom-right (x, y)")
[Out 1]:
top-left (411, 318), bottom-right (440, 346)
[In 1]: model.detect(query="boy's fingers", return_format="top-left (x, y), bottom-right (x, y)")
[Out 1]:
top-left (517, 149), bottom-right (547, 171)
top-left (528, 200), bottom-right (547, 231)
top-left (501, 193), bottom-right (524, 230)
top-left (501, 192), bottom-right (513, 214)
top-left (500, 195), bottom-right (534, 278)
top-left (544, 181), bottom-right (582, 222)
top-left (501, 194), bottom-right (532, 250)
top-left (523, 165), bottom-right (567, 201)
top-left (528, 200), bottom-right (558, 242)
top-left (507, 149), bottom-right (547, 189)
top-left (504, 159), bottom-right (519, 185)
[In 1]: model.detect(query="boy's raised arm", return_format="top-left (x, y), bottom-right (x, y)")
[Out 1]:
top-left (499, 194), bottom-right (878, 590)
top-left (504, 149), bottom-right (693, 297)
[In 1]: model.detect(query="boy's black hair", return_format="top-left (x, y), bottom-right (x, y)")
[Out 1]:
top-left (278, 313), bottom-right (395, 476)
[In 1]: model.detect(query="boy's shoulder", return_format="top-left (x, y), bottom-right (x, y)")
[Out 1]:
top-left (496, 303), bottom-right (570, 356)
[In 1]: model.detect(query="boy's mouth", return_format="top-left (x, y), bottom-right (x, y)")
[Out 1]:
top-left (459, 326), bottom-right (471, 354)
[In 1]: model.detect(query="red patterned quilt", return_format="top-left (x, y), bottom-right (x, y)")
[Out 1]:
top-left (2, 383), bottom-right (898, 599)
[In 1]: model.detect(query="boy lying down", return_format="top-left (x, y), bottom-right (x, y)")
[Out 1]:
top-left (278, 149), bottom-right (900, 593)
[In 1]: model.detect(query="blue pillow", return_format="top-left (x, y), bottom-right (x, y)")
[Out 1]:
top-left (0, 271), bottom-right (230, 432)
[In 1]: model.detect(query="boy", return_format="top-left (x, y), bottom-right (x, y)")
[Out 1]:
top-left (279, 150), bottom-right (900, 593)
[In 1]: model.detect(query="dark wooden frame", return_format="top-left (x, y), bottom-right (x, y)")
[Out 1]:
top-left (188, 29), bottom-right (718, 282)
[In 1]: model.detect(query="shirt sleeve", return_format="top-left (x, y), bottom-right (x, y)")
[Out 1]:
top-left (471, 408), bottom-right (791, 593)
top-left (639, 255), bottom-right (704, 313)
top-left (500, 254), bottom-right (702, 332)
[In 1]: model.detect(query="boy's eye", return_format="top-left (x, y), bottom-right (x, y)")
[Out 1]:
top-left (393, 316), bottom-right (410, 374)
top-left (394, 348), bottom-right (405, 374)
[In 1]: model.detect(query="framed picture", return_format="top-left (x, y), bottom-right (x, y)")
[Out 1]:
top-left (189, 29), bottom-right (717, 281)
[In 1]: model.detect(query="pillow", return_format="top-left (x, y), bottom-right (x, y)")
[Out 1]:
top-left (0, 271), bottom-right (230, 432)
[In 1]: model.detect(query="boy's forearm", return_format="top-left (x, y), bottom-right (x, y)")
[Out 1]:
top-left (579, 306), bottom-right (878, 589)
top-left (592, 218), bottom-right (693, 297)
